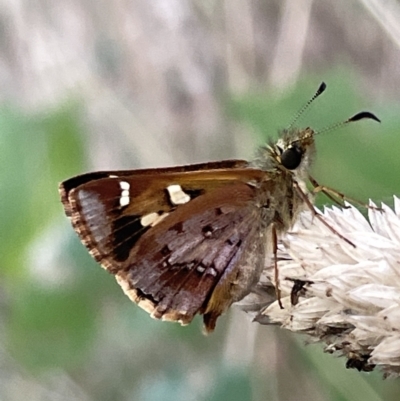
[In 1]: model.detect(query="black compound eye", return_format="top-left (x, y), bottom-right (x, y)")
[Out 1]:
top-left (281, 145), bottom-right (303, 170)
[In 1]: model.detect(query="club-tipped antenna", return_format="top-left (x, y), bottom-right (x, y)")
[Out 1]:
top-left (315, 111), bottom-right (381, 136)
top-left (287, 82), bottom-right (327, 130)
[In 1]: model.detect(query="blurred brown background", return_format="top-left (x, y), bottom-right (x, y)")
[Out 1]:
top-left (2, 1), bottom-right (400, 400)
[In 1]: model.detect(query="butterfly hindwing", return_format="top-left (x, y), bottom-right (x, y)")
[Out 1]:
top-left (116, 181), bottom-right (263, 331)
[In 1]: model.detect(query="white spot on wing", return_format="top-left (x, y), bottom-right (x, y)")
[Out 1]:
top-left (197, 265), bottom-right (206, 273)
top-left (120, 181), bottom-right (130, 190)
top-left (167, 184), bottom-right (191, 205)
top-left (119, 181), bottom-right (130, 207)
top-left (140, 212), bottom-right (169, 227)
top-left (140, 212), bottom-right (159, 226)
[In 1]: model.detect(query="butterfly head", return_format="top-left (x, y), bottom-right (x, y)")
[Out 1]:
top-left (255, 126), bottom-right (316, 179)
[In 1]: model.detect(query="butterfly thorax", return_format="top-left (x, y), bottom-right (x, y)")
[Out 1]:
top-left (251, 127), bottom-right (316, 232)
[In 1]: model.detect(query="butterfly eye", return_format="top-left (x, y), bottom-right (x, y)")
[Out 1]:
top-left (281, 145), bottom-right (303, 170)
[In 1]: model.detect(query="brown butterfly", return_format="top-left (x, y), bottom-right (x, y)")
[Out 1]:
top-left (59, 83), bottom-right (380, 332)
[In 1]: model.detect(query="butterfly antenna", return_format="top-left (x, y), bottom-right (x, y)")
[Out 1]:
top-left (287, 82), bottom-right (327, 130)
top-left (315, 111), bottom-right (381, 135)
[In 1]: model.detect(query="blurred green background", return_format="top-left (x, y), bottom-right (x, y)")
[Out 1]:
top-left (1, 1), bottom-right (400, 400)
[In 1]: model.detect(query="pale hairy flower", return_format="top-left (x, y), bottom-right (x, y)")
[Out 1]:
top-left (240, 197), bottom-right (400, 378)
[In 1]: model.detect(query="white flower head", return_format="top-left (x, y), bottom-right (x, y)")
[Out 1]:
top-left (241, 197), bottom-right (400, 378)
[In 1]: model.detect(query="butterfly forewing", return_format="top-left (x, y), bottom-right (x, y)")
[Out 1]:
top-left (60, 161), bottom-right (269, 331)
top-left (60, 160), bottom-right (250, 216)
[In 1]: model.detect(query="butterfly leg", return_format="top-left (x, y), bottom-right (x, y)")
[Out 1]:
top-left (272, 224), bottom-right (284, 309)
top-left (293, 181), bottom-right (356, 248)
top-left (308, 175), bottom-right (347, 207)
top-left (308, 175), bottom-right (382, 211)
